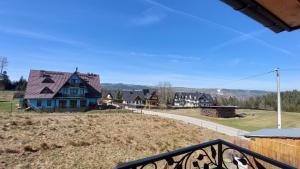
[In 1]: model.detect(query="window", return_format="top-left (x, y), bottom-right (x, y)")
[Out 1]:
top-left (70, 88), bottom-right (78, 95)
top-left (80, 88), bottom-right (84, 95)
top-left (47, 100), bottom-right (52, 107)
top-left (80, 100), bottom-right (86, 107)
top-left (71, 78), bottom-right (79, 84)
top-left (70, 100), bottom-right (77, 108)
top-left (37, 100), bottom-right (42, 107)
top-left (59, 100), bottom-right (67, 108)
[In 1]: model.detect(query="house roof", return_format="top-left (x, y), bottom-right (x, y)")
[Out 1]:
top-left (244, 128), bottom-right (300, 139)
top-left (101, 90), bottom-right (119, 99)
top-left (221, 0), bottom-right (300, 33)
top-left (122, 90), bottom-right (145, 102)
top-left (24, 70), bottom-right (101, 99)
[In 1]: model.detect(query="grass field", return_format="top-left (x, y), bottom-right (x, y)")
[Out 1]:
top-left (0, 91), bottom-right (19, 113)
top-left (160, 109), bottom-right (300, 131)
top-left (0, 99), bottom-right (18, 112)
top-left (0, 110), bottom-right (233, 169)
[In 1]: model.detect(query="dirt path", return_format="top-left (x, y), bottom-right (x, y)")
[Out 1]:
top-left (131, 108), bottom-right (249, 138)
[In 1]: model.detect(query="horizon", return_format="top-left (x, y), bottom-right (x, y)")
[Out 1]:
top-left (1, 0), bottom-right (300, 91)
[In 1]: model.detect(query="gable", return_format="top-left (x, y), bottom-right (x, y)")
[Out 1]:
top-left (135, 96), bottom-right (142, 101)
top-left (149, 92), bottom-right (158, 100)
top-left (104, 93), bottom-right (113, 100)
top-left (68, 74), bottom-right (82, 84)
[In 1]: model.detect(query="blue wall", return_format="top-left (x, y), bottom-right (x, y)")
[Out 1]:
top-left (28, 98), bottom-right (98, 109)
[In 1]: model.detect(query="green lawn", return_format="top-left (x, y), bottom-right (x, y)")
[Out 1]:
top-left (161, 109), bottom-right (300, 131)
top-left (0, 99), bottom-right (18, 112)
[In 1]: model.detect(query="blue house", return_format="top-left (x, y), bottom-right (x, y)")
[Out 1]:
top-left (24, 69), bottom-right (101, 112)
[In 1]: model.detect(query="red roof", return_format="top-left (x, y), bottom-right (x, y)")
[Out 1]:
top-left (24, 70), bottom-right (101, 99)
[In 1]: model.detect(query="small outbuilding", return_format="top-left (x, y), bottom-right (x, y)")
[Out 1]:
top-left (201, 106), bottom-right (236, 118)
top-left (244, 128), bottom-right (300, 168)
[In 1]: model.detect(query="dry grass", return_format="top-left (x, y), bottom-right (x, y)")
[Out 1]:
top-left (0, 110), bottom-right (233, 169)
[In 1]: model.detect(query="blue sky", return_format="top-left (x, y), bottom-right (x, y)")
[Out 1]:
top-left (1, 0), bottom-right (300, 90)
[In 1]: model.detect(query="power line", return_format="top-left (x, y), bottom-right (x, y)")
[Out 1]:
top-left (217, 70), bottom-right (274, 89)
top-left (281, 68), bottom-right (300, 72)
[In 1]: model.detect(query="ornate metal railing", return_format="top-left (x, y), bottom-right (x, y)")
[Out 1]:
top-left (115, 139), bottom-right (296, 169)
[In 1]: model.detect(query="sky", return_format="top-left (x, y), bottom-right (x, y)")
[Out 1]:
top-left (0, 0), bottom-right (300, 91)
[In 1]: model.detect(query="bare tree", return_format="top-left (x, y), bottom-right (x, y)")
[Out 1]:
top-left (0, 56), bottom-right (8, 74)
top-left (157, 82), bottom-right (174, 107)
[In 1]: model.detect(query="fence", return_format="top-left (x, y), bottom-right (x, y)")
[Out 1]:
top-left (249, 138), bottom-right (300, 168)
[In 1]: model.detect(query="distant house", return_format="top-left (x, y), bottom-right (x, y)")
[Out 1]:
top-left (143, 89), bottom-right (159, 107)
top-left (101, 89), bottom-right (159, 107)
top-left (101, 90), bottom-right (129, 105)
top-left (24, 69), bottom-right (101, 112)
top-left (122, 90), bottom-right (145, 105)
top-left (101, 90), bottom-right (117, 105)
top-left (173, 92), bottom-right (213, 107)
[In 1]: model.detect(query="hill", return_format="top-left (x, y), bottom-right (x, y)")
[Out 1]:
top-left (101, 83), bottom-right (271, 99)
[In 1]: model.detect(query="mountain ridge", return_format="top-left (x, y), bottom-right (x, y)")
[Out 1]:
top-left (101, 83), bottom-right (272, 99)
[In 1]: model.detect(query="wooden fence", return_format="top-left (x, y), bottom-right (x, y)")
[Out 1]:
top-left (248, 138), bottom-right (300, 168)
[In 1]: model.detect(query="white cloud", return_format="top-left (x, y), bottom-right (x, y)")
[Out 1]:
top-left (0, 26), bottom-right (82, 46)
top-left (143, 0), bottom-right (296, 58)
top-left (208, 29), bottom-right (265, 52)
top-left (133, 7), bottom-right (166, 25)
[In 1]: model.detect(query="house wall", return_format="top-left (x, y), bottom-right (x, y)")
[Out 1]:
top-left (28, 98), bottom-right (98, 111)
top-left (249, 137), bottom-right (300, 168)
top-left (173, 95), bottom-right (213, 108)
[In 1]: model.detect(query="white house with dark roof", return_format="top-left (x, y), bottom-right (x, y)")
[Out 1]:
top-left (173, 92), bottom-right (213, 107)
top-left (24, 69), bottom-right (101, 112)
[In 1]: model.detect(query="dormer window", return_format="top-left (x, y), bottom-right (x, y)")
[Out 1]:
top-left (42, 77), bottom-right (54, 83)
top-left (71, 79), bottom-right (77, 84)
top-left (40, 87), bottom-right (54, 94)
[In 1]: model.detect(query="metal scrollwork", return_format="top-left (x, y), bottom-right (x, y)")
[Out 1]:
top-left (115, 139), bottom-right (296, 169)
top-left (162, 146), bottom-right (218, 169)
top-left (222, 147), bottom-right (268, 169)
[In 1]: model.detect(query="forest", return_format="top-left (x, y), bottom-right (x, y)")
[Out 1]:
top-left (217, 90), bottom-right (300, 112)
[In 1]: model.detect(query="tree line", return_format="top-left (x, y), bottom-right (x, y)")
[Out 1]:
top-left (0, 56), bottom-right (27, 91)
top-left (217, 90), bottom-right (300, 112)
top-left (1, 72), bottom-right (27, 91)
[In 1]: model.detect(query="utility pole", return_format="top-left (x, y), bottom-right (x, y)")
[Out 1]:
top-left (275, 68), bottom-right (281, 129)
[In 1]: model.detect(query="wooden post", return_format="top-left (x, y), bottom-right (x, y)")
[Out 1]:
top-left (10, 102), bottom-right (13, 113)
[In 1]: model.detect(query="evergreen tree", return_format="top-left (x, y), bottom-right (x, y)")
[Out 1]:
top-left (115, 90), bottom-right (123, 103)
